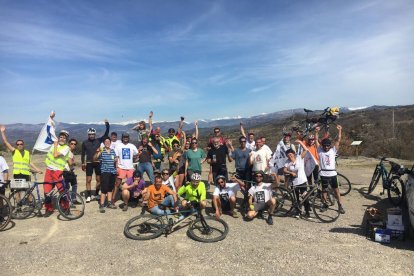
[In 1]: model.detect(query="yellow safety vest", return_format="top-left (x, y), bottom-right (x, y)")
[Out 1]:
top-left (165, 135), bottom-right (180, 151)
top-left (45, 145), bottom-right (70, 171)
top-left (12, 150), bottom-right (31, 175)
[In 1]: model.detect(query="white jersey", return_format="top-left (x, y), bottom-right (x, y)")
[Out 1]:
top-left (318, 147), bottom-right (337, 177)
top-left (100, 140), bottom-right (122, 151)
top-left (285, 155), bottom-right (307, 186)
top-left (213, 182), bottom-right (241, 200)
top-left (162, 176), bottom-right (176, 193)
top-left (115, 143), bottom-right (138, 170)
top-left (246, 140), bottom-right (256, 151)
top-left (0, 156), bottom-right (9, 182)
top-left (251, 147), bottom-right (272, 173)
top-left (248, 183), bottom-right (272, 203)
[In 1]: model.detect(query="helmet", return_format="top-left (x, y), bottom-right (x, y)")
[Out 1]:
top-left (59, 130), bottom-right (69, 137)
top-left (87, 128), bottom-right (96, 135)
top-left (321, 138), bottom-right (332, 146)
top-left (215, 175), bottom-right (226, 184)
top-left (254, 170), bottom-right (265, 177)
top-left (133, 170), bottom-right (142, 178)
top-left (191, 172), bottom-right (201, 181)
top-left (122, 132), bottom-right (130, 138)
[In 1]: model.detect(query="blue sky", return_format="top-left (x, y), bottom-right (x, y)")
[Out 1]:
top-left (1, 0), bottom-right (413, 124)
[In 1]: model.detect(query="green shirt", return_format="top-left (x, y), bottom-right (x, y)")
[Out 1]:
top-left (185, 148), bottom-right (205, 172)
top-left (178, 182), bottom-right (206, 202)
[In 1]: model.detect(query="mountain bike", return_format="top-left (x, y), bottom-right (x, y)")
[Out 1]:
top-left (124, 201), bottom-right (229, 243)
top-left (367, 157), bottom-right (405, 206)
top-left (8, 172), bottom-right (85, 220)
top-left (292, 107), bottom-right (339, 138)
top-left (0, 181), bottom-right (12, 230)
top-left (273, 179), bottom-right (341, 223)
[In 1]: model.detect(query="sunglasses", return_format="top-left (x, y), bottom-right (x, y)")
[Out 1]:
top-left (191, 142), bottom-right (197, 144)
top-left (240, 140), bottom-right (246, 143)
top-left (16, 143), bottom-right (24, 146)
top-left (155, 135), bottom-right (160, 138)
top-left (70, 143), bottom-right (77, 145)
top-left (255, 175), bottom-right (263, 178)
top-left (217, 180), bottom-right (224, 184)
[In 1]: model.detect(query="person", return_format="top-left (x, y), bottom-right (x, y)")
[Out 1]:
top-left (228, 136), bottom-right (251, 181)
top-left (164, 116), bottom-right (184, 153)
top-left (207, 137), bottom-right (232, 182)
top-left (184, 138), bottom-right (206, 181)
top-left (283, 140), bottom-right (311, 219)
top-left (207, 127), bottom-right (226, 149)
top-left (271, 131), bottom-right (296, 187)
top-left (94, 137), bottom-right (118, 213)
top-left (249, 137), bottom-right (272, 177)
top-left (121, 170), bottom-right (148, 211)
top-left (113, 132), bottom-right (138, 204)
top-left (240, 122), bottom-right (255, 150)
top-left (0, 155), bottom-right (9, 197)
top-left (132, 111), bottom-right (152, 144)
top-left (261, 137), bottom-right (273, 157)
top-left (43, 130), bottom-right (71, 217)
top-left (178, 172), bottom-right (207, 211)
top-left (81, 119), bottom-right (110, 202)
top-left (161, 169), bottom-right (176, 193)
top-left (246, 171), bottom-right (276, 225)
top-left (315, 125), bottom-right (345, 214)
top-left (151, 134), bottom-right (164, 171)
top-left (304, 134), bottom-right (320, 185)
top-left (137, 136), bottom-right (158, 184)
top-left (63, 138), bottom-right (79, 198)
top-left (212, 175), bottom-right (244, 219)
top-left (100, 132), bottom-right (121, 151)
top-left (145, 174), bottom-right (178, 215)
top-left (0, 125), bottom-right (42, 180)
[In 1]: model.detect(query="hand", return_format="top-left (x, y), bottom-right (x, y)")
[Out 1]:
top-left (149, 111), bottom-right (153, 118)
top-left (0, 125), bottom-right (5, 132)
top-left (240, 121), bottom-right (243, 126)
top-left (104, 119), bottom-right (108, 123)
top-left (215, 211), bottom-right (221, 219)
top-left (82, 164), bottom-right (86, 171)
top-left (50, 111), bottom-right (55, 119)
top-left (37, 170), bottom-right (43, 174)
top-left (227, 139), bottom-right (232, 146)
top-left (180, 116), bottom-right (184, 121)
top-left (195, 120), bottom-right (198, 126)
top-left (336, 125), bottom-right (342, 131)
top-left (148, 142), bottom-right (153, 147)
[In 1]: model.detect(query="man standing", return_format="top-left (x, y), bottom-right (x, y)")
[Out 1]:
top-left (207, 137), bottom-right (232, 181)
top-left (228, 136), bottom-right (251, 181)
top-left (240, 122), bottom-right (255, 150)
top-left (137, 137), bottom-right (158, 184)
top-left (81, 120), bottom-right (110, 202)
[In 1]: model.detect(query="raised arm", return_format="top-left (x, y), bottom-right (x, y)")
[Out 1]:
top-left (296, 139), bottom-right (309, 159)
top-left (0, 126), bottom-right (15, 152)
top-left (335, 125), bottom-right (342, 150)
top-left (148, 111), bottom-right (153, 133)
top-left (315, 127), bottom-right (321, 148)
top-left (99, 119), bottom-right (110, 142)
top-left (181, 131), bottom-right (187, 151)
top-left (194, 120), bottom-right (199, 139)
top-left (240, 122), bottom-right (247, 138)
top-left (177, 116), bottom-right (185, 135)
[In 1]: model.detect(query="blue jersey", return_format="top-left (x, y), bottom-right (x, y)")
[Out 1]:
top-left (100, 149), bottom-right (117, 174)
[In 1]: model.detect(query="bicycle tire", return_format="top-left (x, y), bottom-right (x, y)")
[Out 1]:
top-left (312, 188), bottom-right (340, 223)
top-left (124, 214), bottom-right (164, 240)
top-left (272, 186), bottom-right (294, 217)
top-left (367, 166), bottom-right (381, 194)
top-left (0, 194), bottom-right (12, 231)
top-left (387, 177), bottom-right (405, 206)
top-left (337, 173), bottom-right (351, 196)
top-left (9, 190), bottom-right (36, 219)
top-left (187, 216), bottom-right (229, 243)
top-left (57, 191), bottom-right (85, 220)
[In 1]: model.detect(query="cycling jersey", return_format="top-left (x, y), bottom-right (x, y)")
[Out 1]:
top-left (81, 122), bottom-right (110, 164)
top-left (178, 182), bottom-right (206, 202)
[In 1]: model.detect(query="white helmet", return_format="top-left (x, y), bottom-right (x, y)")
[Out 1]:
top-left (59, 130), bottom-right (69, 137)
top-left (87, 128), bottom-right (96, 135)
top-left (191, 172), bottom-right (201, 181)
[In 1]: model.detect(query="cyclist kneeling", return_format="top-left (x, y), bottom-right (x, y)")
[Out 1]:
top-left (246, 171), bottom-right (276, 225)
top-left (178, 172), bottom-right (207, 211)
top-left (213, 175), bottom-right (244, 219)
top-left (146, 175), bottom-right (178, 215)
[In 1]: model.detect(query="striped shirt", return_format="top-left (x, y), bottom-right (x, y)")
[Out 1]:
top-left (100, 148), bottom-right (117, 174)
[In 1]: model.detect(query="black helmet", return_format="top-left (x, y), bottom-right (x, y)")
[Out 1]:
top-left (133, 170), bottom-right (142, 178)
top-left (321, 138), bottom-right (332, 146)
top-left (122, 132), bottom-right (130, 138)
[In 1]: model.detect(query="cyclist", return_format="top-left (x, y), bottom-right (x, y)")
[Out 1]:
top-left (249, 137), bottom-right (272, 178)
top-left (178, 172), bottom-right (207, 211)
top-left (161, 169), bottom-right (176, 192)
top-left (81, 119), bottom-right (110, 202)
top-left (184, 138), bottom-right (206, 182)
top-left (315, 125), bottom-right (345, 214)
top-left (43, 130), bottom-right (71, 217)
top-left (121, 170), bottom-right (148, 211)
top-left (283, 140), bottom-right (311, 219)
top-left (207, 137), bottom-right (232, 182)
top-left (240, 121), bottom-right (255, 150)
top-left (213, 175), bottom-right (244, 219)
top-left (137, 136), bottom-right (158, 184)
top-left (271, 131), bottom-right (296, 187)
top-left (304, 134), bottom-right (320, 185)
top-left (64, 138), bottom-right (79, 199)
top-left (94, 137), bottom-right (118, 213)
top-left (100, 132), bottom-right (121, 151)
top-left (228, 136), bottom-right (251, 181)
top-left (145, 174), bottom-right (178, 215)
top-left (246, 171), bottom-right (276, 225)
top-left (168, 139), bottom-right (186, 189)
top-left (0, 125), bottom-right (42, 180)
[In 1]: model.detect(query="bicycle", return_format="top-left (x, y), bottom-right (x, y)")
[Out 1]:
top-left (273, 179), bottom-right (341, 223)
top-left (292, 107), bottom-right (339, 138)
top-left (124, 201), bottom-right (229, 243)
top-left (0, 181), bottom-right (12, 230)
top-left (8, 172), bottom-right (85, 220)
top-left (367, 157), bottom-right (405, 206)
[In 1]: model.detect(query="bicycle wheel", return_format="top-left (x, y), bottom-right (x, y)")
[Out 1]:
top-left (312, 188), bottom-right (340, 223)
top-left (187, 216), bottom-right (229, 243)
top-left (272, 186), bottom-right (294, 217)
top-left (337, 173), bottom-right (351, 196)
top-left (57, 191), bottom-right (85, 220)
top-left (124, 214), bottom-right (165, 240)
top-left (387, 177), bottom-right (405, 206)
top-left (9, 190), bottom-right (36, 219)
top-left (368, 166), bottom-right (381, 194)
top-left (0, 194), bottom-right (12, 231)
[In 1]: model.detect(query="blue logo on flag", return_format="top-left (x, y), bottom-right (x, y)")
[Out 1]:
top-left (44, 125), bottom-right (54, 145)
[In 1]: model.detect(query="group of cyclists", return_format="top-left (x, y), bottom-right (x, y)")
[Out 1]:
top-left (0, 110), bottom-right (345, 226)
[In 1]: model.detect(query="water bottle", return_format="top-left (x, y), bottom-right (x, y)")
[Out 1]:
top-left (213, 154), bottom-right (217, 162)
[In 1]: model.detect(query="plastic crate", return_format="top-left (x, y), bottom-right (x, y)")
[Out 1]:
top-left (10, 179), bottom-right (30, 189)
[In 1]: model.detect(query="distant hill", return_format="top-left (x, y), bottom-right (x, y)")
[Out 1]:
top-left (2, 105), bottom-right (413, 160)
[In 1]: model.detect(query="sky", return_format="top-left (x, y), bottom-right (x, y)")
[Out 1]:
top-left (0, 0), bottom-right (413, 124)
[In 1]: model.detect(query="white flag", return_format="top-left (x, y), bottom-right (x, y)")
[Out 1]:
top-left (33, 116), bottom-right (57, 152)
top-left (304, 151), bottom-right (318, 177)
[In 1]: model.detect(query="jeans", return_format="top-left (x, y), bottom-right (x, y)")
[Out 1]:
top-left (149, 195), bottom-right (176, 215)
top-left (138, 162), bottom-right (154, 184)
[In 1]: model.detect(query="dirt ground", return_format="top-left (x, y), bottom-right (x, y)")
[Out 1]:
top-left (1, 154), bottom-right (413, 275)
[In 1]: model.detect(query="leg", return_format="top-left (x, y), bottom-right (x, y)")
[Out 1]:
top-left (95, 163), bottom-right (101, 196)
top-left (213, 196), bottom-right (222, 218)
top-left (229, 196), bottom-right (236, 212)
top-left (121, 184), bottom-right (131, 206)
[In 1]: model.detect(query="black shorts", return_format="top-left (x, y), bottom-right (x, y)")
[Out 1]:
top-left (320, 175), bottom-right (338, 189)
top-left (100, 173), bottom-right (115, 194)
top-left (63, 171), bottom-right (77, 188)
top-left (13, 174), bottom-right (30, 181)
top-left (86, 162), bottom-right (101, 177)
top-left (220, 197), bottom-right (231, 212)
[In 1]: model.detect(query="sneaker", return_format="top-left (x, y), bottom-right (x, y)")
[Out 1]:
top-left (178, 215), bottom-right (185, 221)
top-left (303, 212), bottom-right (312, 220)
top-left (231, 210), bottom-right (239, 218)
top-left (266, 214), bottom-right (274, 225)
top-left (257, 210), bottom-right (264, 219)
top-left (339, 205), bottom-right (345, 214)
top-left (122, 205), bottom-right (128, 212)
top-left (107, 202), bottom-right (117, 209)
top-left (99, 205), bottom-right (105, 213)
top-left (86, 196), bottom-right (91, 203)
top-left (320, 203), bottom-right (328, 212)
top-left (293, 208), bottom-right (301, 218)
